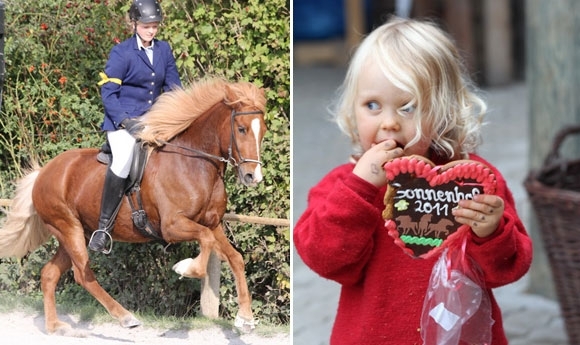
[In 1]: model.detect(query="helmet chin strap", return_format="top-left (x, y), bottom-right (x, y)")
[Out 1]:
top-left (133, 23), bottom-right (149, 46)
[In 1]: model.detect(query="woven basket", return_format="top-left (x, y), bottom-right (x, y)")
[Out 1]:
top-left (524, 125), bottom-right (580, 344)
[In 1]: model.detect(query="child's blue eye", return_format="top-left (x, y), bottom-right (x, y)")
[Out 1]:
top-left (400, 104), bottom-right (416, 114)
top-left (366, 101), bottom-right (380, 110)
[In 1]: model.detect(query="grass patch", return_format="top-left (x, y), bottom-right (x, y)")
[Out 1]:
top-left (0, 291), bottom-right (44, 314)
top-left (0, 291), bottom-right (288, 337)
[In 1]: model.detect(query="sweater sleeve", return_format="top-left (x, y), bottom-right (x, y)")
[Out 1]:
top-left (293, 164), bottom-right (384, 286)
top-left (463, 155), bottom-right (533, 288)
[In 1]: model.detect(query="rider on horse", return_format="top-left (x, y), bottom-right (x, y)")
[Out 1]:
top-left (89, 0), bottom-right (182, 253)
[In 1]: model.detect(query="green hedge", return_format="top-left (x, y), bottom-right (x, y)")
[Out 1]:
top-left (0, 0), bottom-right (289, 325)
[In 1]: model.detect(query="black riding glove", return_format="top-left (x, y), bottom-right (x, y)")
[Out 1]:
top-left (120, 117), bottom-right (143, 136)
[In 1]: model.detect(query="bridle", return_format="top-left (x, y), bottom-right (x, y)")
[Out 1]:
top-left (158, 109), bottom-right (264, 168)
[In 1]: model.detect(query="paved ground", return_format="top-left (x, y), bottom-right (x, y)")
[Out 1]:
top-left (291, 66), bottom-right (570, 345)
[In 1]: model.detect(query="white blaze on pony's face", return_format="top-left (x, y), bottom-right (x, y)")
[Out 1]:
top-left (251, 117), bottom-right (263, 184)
top-left (224, 81), bottom-right (268, 187)
top-left (234, 110), bottom-right (267, 187)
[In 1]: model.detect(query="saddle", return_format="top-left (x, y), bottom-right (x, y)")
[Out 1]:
top-left (96, 141), bottom-right (167, 245)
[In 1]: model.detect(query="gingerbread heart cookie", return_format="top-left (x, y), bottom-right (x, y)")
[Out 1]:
top-left (382, 155), bottom-right (496, 259)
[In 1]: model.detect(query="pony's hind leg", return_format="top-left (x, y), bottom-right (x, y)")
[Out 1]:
top-left (212, 224), bottom-right (256, 332)
top-left (45, 224), bottom-right (141, 331)
top-left (70, 249), bottom-right (141, 329)
top-left (41, 246), bottom-right (74, 335)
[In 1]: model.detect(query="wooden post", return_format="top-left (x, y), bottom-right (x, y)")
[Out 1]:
top-left (200, 251), bottom-right (221, 318)
top-left (199, 216), bottom-right (289, 318)
top-left (344, 0), bottom-right (365, 53)
top-left (482, 0), bottom-right (513, 85)
top-left (526, 0), bottom-right (580, 298)
top-left (442, 0), bottom-right (477, 78)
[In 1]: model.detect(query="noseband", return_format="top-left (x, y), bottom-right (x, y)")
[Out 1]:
top-left (158, 109), bottom-right (264, 169)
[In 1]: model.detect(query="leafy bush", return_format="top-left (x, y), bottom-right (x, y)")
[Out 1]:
top-left (0, 0), bottom-right (289, 325)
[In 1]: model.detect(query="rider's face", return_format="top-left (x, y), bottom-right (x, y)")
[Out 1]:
top-left (135, 22), bottom-right (159, 46)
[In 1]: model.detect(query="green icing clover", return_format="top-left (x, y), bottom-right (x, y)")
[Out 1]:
top-left (394, 199), bottom-right (410, 211)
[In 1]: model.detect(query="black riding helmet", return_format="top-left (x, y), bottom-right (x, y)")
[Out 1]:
top-left (128, 0), bottom-right (163, 23)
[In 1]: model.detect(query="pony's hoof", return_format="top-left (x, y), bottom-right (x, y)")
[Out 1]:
top-left (172, 258), bottom-right (194, 278)
top-left (120, 314), bottom-right (141, 328)
top-left (47, 320), bottom-right (73, 336)
top-left (234, 314), bottom-right (258, 333)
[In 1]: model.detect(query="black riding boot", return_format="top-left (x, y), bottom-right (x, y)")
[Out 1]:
top-left (96, 140), bottom-right (112, 165)
top-left (88, 169), bottom-right (126, 254)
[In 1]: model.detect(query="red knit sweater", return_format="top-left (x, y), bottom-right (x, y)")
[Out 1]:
top-left (294, 154), bottom-right (533, 345)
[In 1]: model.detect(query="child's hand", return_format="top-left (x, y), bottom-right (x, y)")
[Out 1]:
top-left (452, 194), bottom-right (505, 238)
top-left (353, 140), bottom-right (403, 187)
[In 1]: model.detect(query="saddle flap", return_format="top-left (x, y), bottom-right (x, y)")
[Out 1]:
top-left (129, 141), bottom-right (149, 186)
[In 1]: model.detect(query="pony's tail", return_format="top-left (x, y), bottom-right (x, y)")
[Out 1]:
top-left (0, 168), bottom-right (52, 258)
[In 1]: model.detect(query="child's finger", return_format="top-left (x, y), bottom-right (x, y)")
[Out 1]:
top-left (459, 195), bottom-right (504, 215)
top-left (473, 194), bottom-right (504, 208)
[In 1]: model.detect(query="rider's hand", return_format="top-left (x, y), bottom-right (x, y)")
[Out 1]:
top-left (120, 117), bottom-right (143, 136)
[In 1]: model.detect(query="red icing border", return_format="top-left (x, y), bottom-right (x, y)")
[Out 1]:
top-left (383, 156), bottom-right (497, 259)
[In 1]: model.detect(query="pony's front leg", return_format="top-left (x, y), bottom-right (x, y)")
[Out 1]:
top-left (171, 223), bottom-right (216, 279)
top-left (212, 224), bottom-right (256, 332)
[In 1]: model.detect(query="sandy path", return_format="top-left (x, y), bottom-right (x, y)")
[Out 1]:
top-left (0, 310), bottom-right (289, 345)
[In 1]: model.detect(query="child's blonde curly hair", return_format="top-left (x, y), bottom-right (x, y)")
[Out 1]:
top-left (333, 17), bottom-right (486, 160)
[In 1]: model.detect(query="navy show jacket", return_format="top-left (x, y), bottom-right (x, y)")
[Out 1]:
top-left (100, 35), bottom-right (182, 131)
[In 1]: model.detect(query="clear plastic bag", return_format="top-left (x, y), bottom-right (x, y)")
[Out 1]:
top-left (420, 247), bottom-right (494, 345)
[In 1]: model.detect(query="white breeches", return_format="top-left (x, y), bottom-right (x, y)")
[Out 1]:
top-left (107, 130), bottom-right (136, 178)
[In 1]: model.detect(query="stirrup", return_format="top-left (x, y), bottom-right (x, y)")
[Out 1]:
top-left (89, 230), bottom-right (114, 254)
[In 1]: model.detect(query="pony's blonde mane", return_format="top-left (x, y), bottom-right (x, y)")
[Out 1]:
top-left (138, 77), bottom-right (265, 146)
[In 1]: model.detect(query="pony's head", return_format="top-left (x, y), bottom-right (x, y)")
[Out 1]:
top-left (223, 81), bottom-right (267, 186)
top-left (137, 78), bottom-right (267, 187)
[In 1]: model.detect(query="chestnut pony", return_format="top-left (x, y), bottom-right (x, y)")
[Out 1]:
top-left (0, 78), bottom-right (267, 335)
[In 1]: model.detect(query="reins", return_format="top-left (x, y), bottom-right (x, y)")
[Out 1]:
top-left (156, 109), bottom-right (264, 168)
